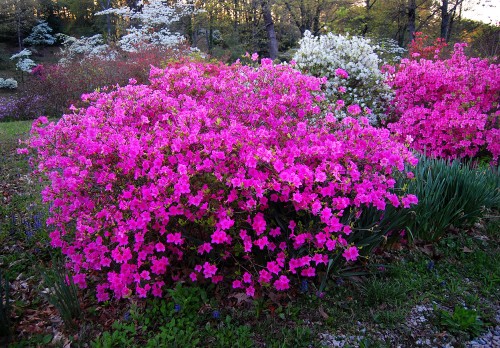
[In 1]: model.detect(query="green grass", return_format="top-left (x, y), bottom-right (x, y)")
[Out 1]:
top-left (1, 119), bottom-right (499, 347)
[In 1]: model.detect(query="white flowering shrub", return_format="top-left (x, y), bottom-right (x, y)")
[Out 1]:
top-left (10, 49), bottom-right (37, 73)
top-left (10, 49), bottom-right (32, 60)
top-left (23, 20), bottom-right (56, 46)
top-left (96, 0), bottom-right (193, 52)
top-left (293, 31), bottom-right (393, 125)
top-left (373, 38), bottom-right (406, 65)
top-left (56, 34), bottom-right (117, 64)
top-left (0, 78), bottom-right (18, 89)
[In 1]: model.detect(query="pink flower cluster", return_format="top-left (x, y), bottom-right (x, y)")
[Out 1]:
top-left (25, 59), bottom-right (417, 301)
top-left (386, 43), bottom-right (500, 161)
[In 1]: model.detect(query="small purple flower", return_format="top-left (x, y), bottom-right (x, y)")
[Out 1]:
top-left (212, 310), bottom-right (220, 319)
top-left (427, 261), bottom-right (435, 271)
top-left (33, 213), bottom-right (43, 230)
top-left (300, 280), bottom-right (308, 293)
top-left (174, 304), bottom-right (181, 312)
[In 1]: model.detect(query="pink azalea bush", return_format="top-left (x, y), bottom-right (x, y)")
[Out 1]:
top-left (386, 42), bottom-right (500, 161)
top-left (24, 59), bottom-right (418, 301)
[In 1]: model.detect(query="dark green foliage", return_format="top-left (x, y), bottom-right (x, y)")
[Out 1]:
top-left (435, 305), bottom-right (484, 338)
top-left (405, 156), bottom-right (500, 241)
top-left (42, 260), bottom-right (81, 330)
top-left (0, 272), bottom-right (11, 340)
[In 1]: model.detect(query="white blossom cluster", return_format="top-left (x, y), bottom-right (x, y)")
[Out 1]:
top-left (293, 31), bottom-right (393, 125)
top-left (10, 49), bottom-right (37, 72)
top-left (96, 0), bottom-right (193, 52)
top-left (0, 77), bottom-right (18, 89)
top-left (23, 20), bottom-right (56, 46)
top-left (56, 33), bottom-right (117, 64)
top-left (373, 38), bottom-right (406, 65)
top-left (10, 49), bottom-right (32, 60)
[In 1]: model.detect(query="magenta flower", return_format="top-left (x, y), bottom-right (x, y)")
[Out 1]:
top-left (342, 246), bottom-right (359, 262)
top-left (25, 59), bottom-right (418, 301)
top-left (347, 104), bottom-right (362, 116)
top-left (335, 68), bottom-right (349, 79)
top-left (274, 275), bottom-right (290, 291)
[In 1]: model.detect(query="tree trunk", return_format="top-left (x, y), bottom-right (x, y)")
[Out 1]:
top-left (17, 15), bottom-right (22, 50)
top-left (233, 0), bottom-right (239, 33)
top-left (408, 0), bottom-right (416, 43)
top-left (312, 2), bottom-right (322, 35)
top-left (97, 0), bottom-right (112, 39)
top-left (440, 0), bottom-right (450, 40)
top-left (207, 11), bottom-right (214, 54)
top-left (440, 0), bottom-right (463, 42)
top-left (260, 0), bottom-right (278, 59)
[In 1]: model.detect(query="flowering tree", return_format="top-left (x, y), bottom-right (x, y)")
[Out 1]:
top-left (293, 31), bottom-right (393, 125)
top-left (56, 34), bottom-right (117, 64)
top-left (10, 49), bottom-right (36, 73)
top-left (0, 78), bottom-right (18, 89)
top-left (23, 60), bottom-right (418, 301)
top-left (386, 42), bottom-right (500, 161)
top-left (23, 20), bottom-right (56, 46)
top-left (55, 0), bottom-right (193, 64)
top-left (95, 0), bottom-right (193, 52)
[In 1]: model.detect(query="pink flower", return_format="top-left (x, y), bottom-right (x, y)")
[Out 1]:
top-left (140, 270), bottom-right (150, 280)
top-left (232, 280), bottom-right (242, 289)
top-left (267, 261), bottom-right (281, 275)
top-left (166, 233), bottom-right (183, 245)
top-left (312, 253), bottom-right (328, 265)
top-left (212, 275), bottom-right (223, 284)
top-left (246, 285), bottom-right (255, 297)
top-left (335, 68), bottom-right (349, 79)
top-left (219, 217), bottom-right (235, 230)
top-left (274, 275), bottom-right (290, 291)
top-left (347, 104), bottom-right (362, 116)
top-left (211, 229), bottom-right (229, 244)
top-left (202, 262), bottom-right (217, 278)
top-left (96, 284), bottom-right (110, 302)
top-left (258, 269), bottom-right (273, 284)
top-left (402, 194), bottom-right (418, 208)
top-left (252, 213), bottom-right (267, 235)
top-left (342, 246), bottom-right (359, 262)
top-left (254, 236), bottom-right (269, 250)
top-left (301, 267), bottom-right (315, 277)
top-left (72, 273), bottom-right (87, 289)
top-left (198, 242), bottom-right (213, 254)
top-left (269, 227), bottom-right (281, 237)
top-left (243, 272), bottom-right (252, 283)
top-left (136, 285), bottom-right (148, 298)
top-left (251, 53), bottom-right (259, 61)
top-left (151, 257), bottom-right (169, 275)
top-left (155, 242), bottom-right (165, 252)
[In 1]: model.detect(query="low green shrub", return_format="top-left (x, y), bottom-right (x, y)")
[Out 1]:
top-left (405, 156), bottom-right (500, 241)
top-left (92, 284), bottom-right (254, 348)
top-left (42, 260), bottom-right (82, 330)
top-left (435, 305), bottom-right (484, 338)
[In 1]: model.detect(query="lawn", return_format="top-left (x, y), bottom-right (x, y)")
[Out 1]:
top-left (1, 119), bottom-right (499, 347)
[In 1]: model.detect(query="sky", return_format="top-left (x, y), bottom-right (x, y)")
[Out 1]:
top-left (461, 0), bottom-right (500, 24)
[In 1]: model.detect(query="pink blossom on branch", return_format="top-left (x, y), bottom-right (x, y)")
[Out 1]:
top-left (387, 42), bottom-right (500, 161)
